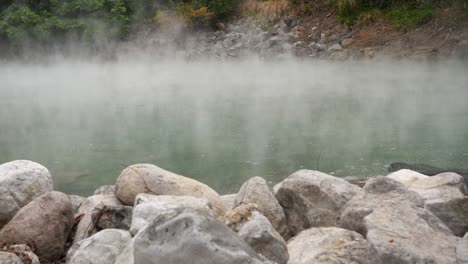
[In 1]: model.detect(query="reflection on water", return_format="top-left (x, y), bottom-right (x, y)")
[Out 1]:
top-left (1, 60), bottom-right (467, 195)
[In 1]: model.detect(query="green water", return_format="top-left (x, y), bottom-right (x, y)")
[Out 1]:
top-left (1, 60), bottom-right (467, 195)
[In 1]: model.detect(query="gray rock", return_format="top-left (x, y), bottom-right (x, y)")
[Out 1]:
top-left (95, 205), bottom-right (133, 231)
top-left (68, 195), bottom-right (85, 214)
top-left (279, 20), bottom-right (290, 33)
top-left (134, 208), bottom-right (265, 264)
top-left (388, 170), bottom-right (468, 236)
top-left (73, 194), bottom-right (122, 243)
top-left (0, 245), bottom-right (40, 264)
top-left (365, 204), bottom-right (458, 263)
top-left (238, 212), bottom-right (288, 264)
top-left (0, 252), bottom-right (22, 264)
top-left (328, 43), bottom-right (343, 52)
top-left (115, 164), bottom-right (225, 215)
top-left (457, 237), bottom-right (468, 263)
top-left (287, 227), bottom-right (369, 264)
top-left (94, 185), bottom-right (116, 195)
top-left (130, 193), bottom-right (215, 235)
top-left (67, 229), bottom-right (132, 264)
top-left (274, 170), bottom-right (361, 236)
top-left (340, 176), bottom-right (424, 235)
top-left (234, 176), bottom-right (288, 237)
top-left (0, 191), bottom-right (73, 261)
top-left (341, 38), bottom-right (354, 48)
top-left (329, 50), bottom-right (349, 61)
top-left (114, 238), bottom-right (135, 264)
top-left (0, 160), bottom-right (53, 227)
top-left (220, 194), bottom-right (236, 210)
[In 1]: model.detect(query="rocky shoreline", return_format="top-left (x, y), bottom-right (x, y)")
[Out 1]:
top-left (123, 13), bottom-right (468, 62)
top-left (0, 159), bottom-right (467, 263)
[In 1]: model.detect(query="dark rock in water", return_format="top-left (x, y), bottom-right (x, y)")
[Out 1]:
top-left (388, 162), bottom-right (468, 183)
top-left (93, 205), bottom-right (133, 231)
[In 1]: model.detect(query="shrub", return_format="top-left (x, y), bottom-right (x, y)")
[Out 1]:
top-left (387, 8), bottom-right (433, 28)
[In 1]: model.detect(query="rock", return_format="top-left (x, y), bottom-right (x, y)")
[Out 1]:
top-left (363, 47), bottom-right (376, 58)
top-left (68, 195), bottom-right (85, 214)
top-left (222, 203), bottom-right (258, 232)
top-left (94, 185), bottom-right (116, 195)
top-left (133, 208), bottom-right (265, 264)
top-left (238, 212), bottom-right (288, 264)
top-left (0, 252), bottom-right (22, 264)
top-left (452, 40), bottom-right (468, 59)
top-left (279, 20), bottom-right (290, 33)
top-left (220, 194), bottom-right (236, 210)
top-left (457, 237), bottom-right (468, 263)
top-left (340, 176), bottom-right (424, 235)
top-left (67, 229), bottom-right (132, 264)
top-left (329, 50), bottom-right (349, 61)
top-left (365, 204), bottom-right (459, 263)
top-left (114, 164), bottom-right (225, 214)
top-left (0, 191), bottom-right (73, 261)
top-left (388, 170), bottom-right (468, 236)
top-left (0, 245), bottom-right (40, 264)
top-left (341, 38), bottom-right (354, 48)
top-left (328, 43), bottom-right (343, 52)
top-left (73, 194), bottom-right (122, 243)
top-left (130, 193), bottom-right (216, 235)
top-left (287, 227), bottom-right (369, 264)
top-left (274, 170), bottom-right (361, 236)
top-left (95, 205), bottom-right (133, 231)
top-left (343, 176), bottom-right (368, 187)
top-left (233, 176), bottom-right (288, 237)
top-left (0, 160), bottom-right (53, 227)
top-left (114, 238), bottom-right (135, 264)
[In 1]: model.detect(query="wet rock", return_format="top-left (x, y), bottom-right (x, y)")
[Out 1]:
top-left (67, 229), bottom-right (132, 264)
top-left (287, 227), bottom-right (369, 264)
top-left (95, 205), bottom-right (132, 231)
top-left (238, 212), bottom-right (289, 264)
top-left (115, 164), bottom-right (225, 214)
top-left (0, 245), bottom-right (40, 264)
top-left (133, 208), bottom-right (265, 264)
top-left (130, 193), bottom-right (215, 235)
top-left (73, 194), bottom-right (122, 243)
top-left (388, 170), bottom-right (468, 236)
top-left (340, 176), bottom-right (424, 235)
top-left (233, 176), bottom-right (288, 237)
top-left (0, 191), bottom-right (73, 261)
top-left (94, 185), bottom-right (116, 195)
top-left (68, 195), bottom-right (85, 214)
top-left (274, 170), bottom-right (361, 236)
top-left (0, 160), bottom-right (53, 227)
top-left (0, 252), bottom-right (22, 264)
top-left (365, 204), bottom-right (459, 263)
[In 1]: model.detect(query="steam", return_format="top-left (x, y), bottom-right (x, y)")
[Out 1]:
top-left (0, 58), bottom-right (467, 195)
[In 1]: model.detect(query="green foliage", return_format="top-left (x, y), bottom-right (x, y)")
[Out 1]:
top-left (387, 8), bottom-right (433, 28)
top-left (0, 0), bottom-right (239, 45)
top-left (0, 0), bottom-right (135, 44)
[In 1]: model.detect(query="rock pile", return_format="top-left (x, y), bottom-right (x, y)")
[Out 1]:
top-left (0, 159), bottom-right (467, 263)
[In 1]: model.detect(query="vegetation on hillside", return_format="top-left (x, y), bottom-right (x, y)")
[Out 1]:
top-left (0, 0), bottom-right (465, 47)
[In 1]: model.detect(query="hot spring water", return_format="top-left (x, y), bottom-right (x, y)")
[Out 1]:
top-left (1, 60), bottom-right (467, 195)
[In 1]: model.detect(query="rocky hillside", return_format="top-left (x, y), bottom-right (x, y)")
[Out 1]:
top-left (1, 0), bottom-right (467, 60)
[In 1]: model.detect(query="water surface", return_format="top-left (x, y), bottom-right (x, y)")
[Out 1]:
top-left (1, 60), bottom-right (467, 195)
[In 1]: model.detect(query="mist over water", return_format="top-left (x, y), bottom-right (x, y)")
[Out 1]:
top-left (1, 59), bottom-right (467, 195)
